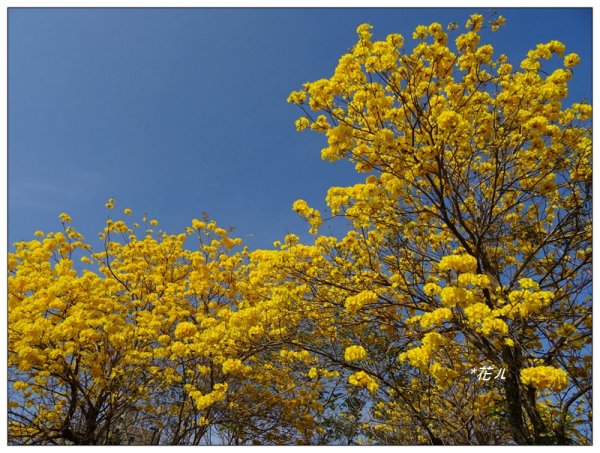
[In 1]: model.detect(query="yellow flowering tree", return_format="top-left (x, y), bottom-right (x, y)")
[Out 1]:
top-left (8, 209), bottom-right (327, 445)
top-left (287, 13), bottom-right (591, 445)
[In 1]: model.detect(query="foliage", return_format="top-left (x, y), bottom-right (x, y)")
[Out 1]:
top-left (8, 13), bottom-right (591, 445)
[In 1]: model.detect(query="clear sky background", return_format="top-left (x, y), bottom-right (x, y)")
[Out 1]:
top-left (8, 7), bottom-right (592, 252)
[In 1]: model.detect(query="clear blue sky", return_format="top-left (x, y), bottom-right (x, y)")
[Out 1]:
top-left (8, 8), bottom-right (592, 251)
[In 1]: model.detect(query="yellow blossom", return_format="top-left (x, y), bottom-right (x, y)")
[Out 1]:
top-left (344, 290), bottom-right (378, 313)
top-left (348, 371), bottom-right (378, 394)
top-left (174, 322), bottom-right (197, 339)
top-left (438, 253), bottom-right (478, 274)
top-left (564, 53), bottom-right (580, 68)
top-left (295, 117), bottom-right (310, 131)
top-left (344, 345), bottom-right (367, 362)
top-left (521, 366), bottom-right (568, 392)
top-left (58, 212), bottom-right (72, 223)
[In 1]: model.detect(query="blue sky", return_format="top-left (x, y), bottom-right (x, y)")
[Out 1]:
top-left (8, 8), bottom-right (592, 252)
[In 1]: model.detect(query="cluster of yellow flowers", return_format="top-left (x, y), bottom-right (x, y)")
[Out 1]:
top-left (521, 366), bottom-right (569, 392)
top-left (344, 345), bottom-right (367, 362)
top-left (440, 286), bottom-right (470, 307)
top-left (174, 321), bottom-right (197, 339)
top-left (429, 362), bottom-right (458, 389)
top-left (188, 382), bottom-right (229, 411)
top-left (507, 281), bottom-right (554, 318)
top-left (438, 253), bottom-right (478, 274)
top-left (348, 371), bottom-right (379, 394)
top-left (221, 358), bottom-right (252, 376)
top-left (279, 349), bottom-right (315, 364)
top-left (399, 332), bottom-right (446, 372)
top-left (344, 290), bottom-right (378, 313)
top-left (464, 302), bottom-right (492, 324)
top-left (437, 110), bottom-right (463, 133)
top-left (292, 199), bottom-right (322, 234)
top-left (419, 307), bottom-right (453, 329)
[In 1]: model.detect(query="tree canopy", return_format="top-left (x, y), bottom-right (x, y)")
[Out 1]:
top-left (8, 13), bottom-right (591, 445)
